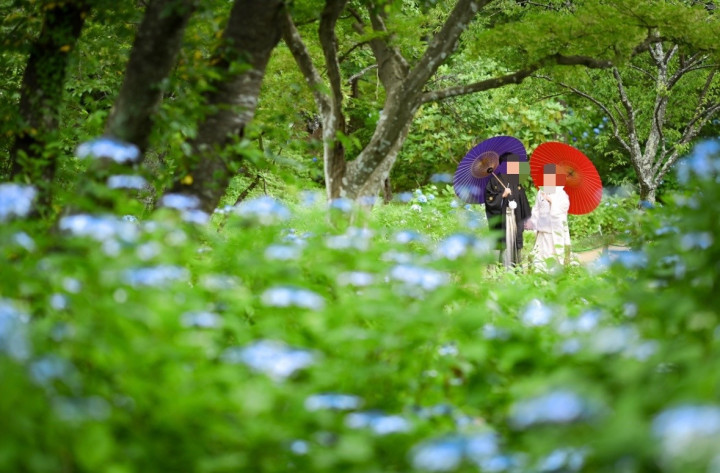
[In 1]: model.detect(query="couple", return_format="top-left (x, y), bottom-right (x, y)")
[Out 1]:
top-left (484, 154), bottom-right (569, 270)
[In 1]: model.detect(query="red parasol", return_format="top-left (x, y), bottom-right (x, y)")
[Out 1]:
top-left (454, 136), bottom-right (527, 204)
top-left (530, 142), bottom-right (602, 215)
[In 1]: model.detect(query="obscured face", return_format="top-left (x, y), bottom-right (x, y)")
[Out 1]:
top-left (507, 161), bottom-right (520, 174)
top-left (543, 172), bottom-right (556, 186)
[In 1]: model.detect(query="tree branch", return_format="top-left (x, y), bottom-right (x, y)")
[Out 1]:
top-left (405, 0), bottom-right (491, 96)
top-left (535, 74), bottom-right (632, 153)
top-left (362, 2), bottom-right (409, 92)
top-left (419, 54), bottom-right (612, 104)
top-left (338, 39), bottom-right (370, 63)
top-left (347, 64), bottom-right (378, 84)
top-left (319, 0), bottom-right (349, 129)
top-left (612, 67), bottom-right (641, 154)
top-left (668, 52), bottom-right (709, 89)
top-left (280, 9), bottom-right (331, 116)
top-left (656, 100), bottom-right (720, 182)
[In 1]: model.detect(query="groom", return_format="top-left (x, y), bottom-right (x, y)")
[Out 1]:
top-left (484, 153), bottom-right (532, 268)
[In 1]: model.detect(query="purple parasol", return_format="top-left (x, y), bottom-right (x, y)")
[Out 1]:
top-left (453, 135), bottom-right (527, 204)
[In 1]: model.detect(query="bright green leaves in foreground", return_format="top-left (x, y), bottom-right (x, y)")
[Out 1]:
top-left (2, 141), bottom-right (720, 471)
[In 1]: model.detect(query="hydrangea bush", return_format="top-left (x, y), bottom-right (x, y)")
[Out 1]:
top-left (1, 142), bottom-right (719, 472)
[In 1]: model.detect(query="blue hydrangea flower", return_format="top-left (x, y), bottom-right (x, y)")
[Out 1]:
top-left (199, 274), bottom-right (240, 291)
top-left (411, 432), bottom-right (499, 472)
top-left (30, 355), bottom-right (74, 386)
top-left (261, 286), bottom-right (325, 310)
top-left (510, 390), bottom-right (594, 429)
top-left (395, 192), bottom-right (413, 203)
top-left (76, 137), bottom-right (140, 163)
top-left (59, 214), bottom-right (139, 242)
top-left (345, 411), bottom-right (412, 435)
top-left (325, 227), bottom-right (373, 251)
top-left (161, 193), bottom-right (201, 210)
top-left (305, 393), bottom-right (363, 411)
top-left (12, 231), bottom-right (36, 252)
top-left (652, 405), bottom-right (720, 461)
top-left (521, 299), bottom-right (554, 327)
top-left (300, 190), bottom-right (322, 207)
top-left (50, 293), bottom-right (69, 310)
top-left (393, 230), bottom-right (427, 245)
top-left (438, 343), bottom-right (458, 356)
top-left (107, 175), bottom-right (147, 189)
top-left (537, 447), bottom-right (587, 472)
top-left (587, 325), bottom-right (638, 355)
top-left (0, 183), bottom-right (36, 222)
top-left (389, 265), bottom-right (449, 291)
top-left (234, 196), bottom-right (291, 225)
top-left (430, 173), bottom-right (453, 183)
top-left (264, 244), bottom-right (302, 261)
top-left (124, 265), bottom-right (189, 287)
top-left (221, 340), bottom-right (316, 381)
top-left (435, 234), bottom-right (493, 260)
top-left (181, 209), bottom-right (210, 225)
top-left (329, 197), bottom-right (354, 213)
top-left (680, 232), bottom-right (713, 250)
top-left (290, 440), bottom-right (310, 455)
top-left (358, 195), bottom-right (378, 207)
top-left (0, 299), bottom-right (31, 360)
top-left (53, 396), bottom-right (111, 422)
top-left (181, 311), bottom-right (221, 328)
top-left (336, 271), bottom-right (375, 287)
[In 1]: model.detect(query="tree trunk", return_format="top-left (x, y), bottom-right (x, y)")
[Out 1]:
top-left (639, 182), bottom-right (656, 203)
top-left (9, 1), bottom-right (88, 206)
top-left (105, 0), bottom-right (196, 154)
top-left (344, 114), bottom-right (415, 199)
top-left (330, 0), bottom-right (485, 200)
top-left (169, 0), bottom-right (284, 212)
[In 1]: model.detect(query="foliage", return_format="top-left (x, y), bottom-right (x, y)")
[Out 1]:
top-left (3, 132), bottom-right (720, 471)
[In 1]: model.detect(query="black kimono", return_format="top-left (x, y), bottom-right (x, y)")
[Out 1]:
top-left (484, 173), bottom-right (532, 251)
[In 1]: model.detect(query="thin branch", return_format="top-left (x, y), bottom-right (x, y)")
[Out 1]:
top-left (421, 67), bottom-right (539, 103)
top-left (522, 1), bottom-right (567, 11)
top-left (655, 101), bottom-right (720, 181)
top-left (629, 64), bottom-right (655, 81)
top-left (280, 9), bottom-right (331, 115)
top-left (612, 67), bottom-right (640, 153)
top-left (405, 0), bottom-right (491, 96)
top-left (697, 67), bottom-right (718, 111)
top-left (338, 40), bottom-right (370, 63)
top-left (668, 52), bottom-right (709, 89)
top-left (420, 54), bottom-right (612, 104)
top-left (535, 74), bottom-right (632, 153)
top-left (347, 64), bottom-right (378, 84)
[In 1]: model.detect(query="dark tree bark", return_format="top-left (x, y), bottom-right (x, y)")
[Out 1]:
top-left (9, 1), bottom-right (89, 204)
top-left (105, 0), bottom-right (196, 153)
top-left (170, 0), bottom-right (285, 212)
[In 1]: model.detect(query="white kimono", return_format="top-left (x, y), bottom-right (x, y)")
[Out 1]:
top-left (527, 186), bottom-right (570, 270)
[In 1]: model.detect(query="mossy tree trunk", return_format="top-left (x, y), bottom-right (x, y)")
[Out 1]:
top-left (9, 0), bottom-right (89, 208)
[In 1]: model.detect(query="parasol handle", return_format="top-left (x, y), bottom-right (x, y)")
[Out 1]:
top-left (491, 172), bottom-right (508, 190)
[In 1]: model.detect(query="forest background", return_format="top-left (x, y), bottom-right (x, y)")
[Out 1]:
top-left (2, 1), bottom-right (720, 472)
